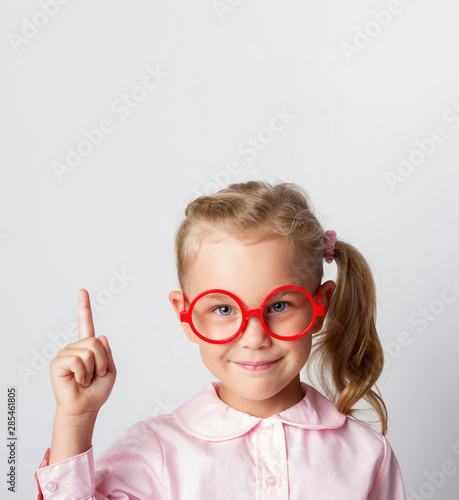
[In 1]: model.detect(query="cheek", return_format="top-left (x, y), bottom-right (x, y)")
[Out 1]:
top-left (198, 343), bottom-right (228, 365)
top-left (290, 336), bottom-right (312, 361)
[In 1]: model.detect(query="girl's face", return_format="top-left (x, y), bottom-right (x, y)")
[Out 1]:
top-left (169, 234), bottom-right (335, 418)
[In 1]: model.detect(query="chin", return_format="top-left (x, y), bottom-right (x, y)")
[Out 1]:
top-left (233, 379), bottom-right (283, 397)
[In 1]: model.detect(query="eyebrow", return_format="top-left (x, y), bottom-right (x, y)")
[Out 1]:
top-left (198, 293), bottom-right (235, 301)
top-left (266, 290), bottom-right (300, 300)
top-left (196, 289), bottom-right (303, 304)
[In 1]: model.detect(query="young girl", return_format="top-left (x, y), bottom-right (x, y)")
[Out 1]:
top-left (34, 180), bottom-right (406, 499)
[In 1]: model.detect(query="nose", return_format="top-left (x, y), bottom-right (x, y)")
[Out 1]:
top-left (245, 308), bottom-right (262, 319)
top-left (237, 310), bottom-right (271, 345)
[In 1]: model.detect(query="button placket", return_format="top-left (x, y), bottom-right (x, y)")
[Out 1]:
top-left (257, 420), bottom-right (288, 499)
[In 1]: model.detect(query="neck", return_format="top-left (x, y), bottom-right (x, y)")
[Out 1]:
top-left (217, 375), bottom-right (306, 418)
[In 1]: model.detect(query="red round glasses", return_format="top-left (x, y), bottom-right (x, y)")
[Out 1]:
top-left (179, 284), bottom-right (326, 344)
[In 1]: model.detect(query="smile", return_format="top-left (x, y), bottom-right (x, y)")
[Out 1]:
top-left (233, 358), bottom-right (282, 371)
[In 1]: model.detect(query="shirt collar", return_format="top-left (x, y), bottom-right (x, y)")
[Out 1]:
top-left (173, 381), bottom-right (346, 441)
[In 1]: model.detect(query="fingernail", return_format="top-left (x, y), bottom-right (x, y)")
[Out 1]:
top-left (84, 379), bottom-right (91, 387)
top-left (81, 377), bottom-right (86, 386)
top-left (99, 368), bottom-right (106, 376)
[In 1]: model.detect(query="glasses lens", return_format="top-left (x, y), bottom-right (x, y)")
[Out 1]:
top-left (263, 289), bottom-right (314, 338)
top-left (191, 292), bottom-right (243, 341)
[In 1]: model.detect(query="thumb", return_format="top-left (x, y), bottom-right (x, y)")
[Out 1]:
top-left (97, 335), bottom-right (116, 375)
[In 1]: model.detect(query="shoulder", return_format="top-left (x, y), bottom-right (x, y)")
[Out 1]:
top-left (122, 413), bottom-right (189, 446)
top-left (298, 383), bottom-right (388, 455)
top-left (113, 382), bottom-right (225, 446)
top-left (123, 413), bottom-right (179, 438)
top-left (335, 413), bottom-right (390, 465)
top-left (96, 414), bottom-right (179, 459)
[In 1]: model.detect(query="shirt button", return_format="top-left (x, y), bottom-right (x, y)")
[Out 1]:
top-left (45, 480), bottom-right (57, 491)
top-left (261, 421), bottom-right (273, 432)
top-left (266, 475), bottom-right (278, 488)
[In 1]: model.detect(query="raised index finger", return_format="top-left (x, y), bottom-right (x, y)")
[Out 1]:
top-left (78, 289), bottom-right (96, 339)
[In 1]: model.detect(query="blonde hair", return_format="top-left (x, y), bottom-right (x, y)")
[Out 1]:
top-left (173, 180), bottom-right (388, 435)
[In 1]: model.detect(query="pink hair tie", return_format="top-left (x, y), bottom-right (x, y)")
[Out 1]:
top-left (323, 230), bottom-right (337, 263)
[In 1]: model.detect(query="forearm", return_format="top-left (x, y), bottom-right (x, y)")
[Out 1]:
top-left (48, 410), bottom-right (98, 465)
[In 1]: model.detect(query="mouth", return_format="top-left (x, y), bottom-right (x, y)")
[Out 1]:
top-left (233, 357), bottom-right (282, 371)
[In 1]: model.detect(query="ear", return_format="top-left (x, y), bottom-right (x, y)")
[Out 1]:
top-left (168, 290), bottom-right (200, 344)
top-left (310, 280), bottom-right (336, 334)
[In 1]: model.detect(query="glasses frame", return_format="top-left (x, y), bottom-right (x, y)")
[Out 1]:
top-left (180, 284), bottom-right (326, 344)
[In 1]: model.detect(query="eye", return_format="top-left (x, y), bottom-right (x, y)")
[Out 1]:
top-left (267, 301), bottom-right (292, 313)
top-left (212, 305), bottom-right (234, 316)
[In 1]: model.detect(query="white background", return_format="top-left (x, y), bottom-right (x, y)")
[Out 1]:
top-left (1, 0), bottom-right (459, 498)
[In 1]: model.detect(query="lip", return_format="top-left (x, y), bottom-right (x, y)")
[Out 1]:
top-left (233, 358), bottom-right (282, 371)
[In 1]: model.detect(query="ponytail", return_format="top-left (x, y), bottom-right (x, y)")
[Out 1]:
top-left (305, 239), bottom-right (388, 435)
